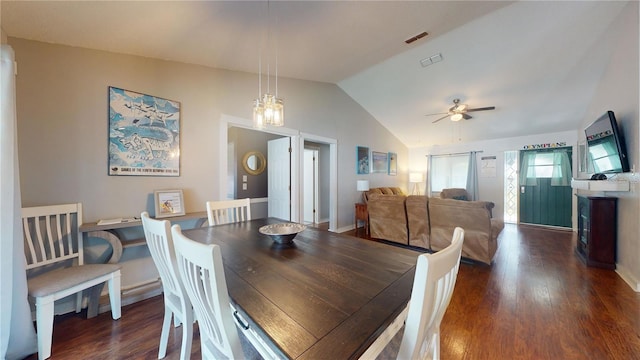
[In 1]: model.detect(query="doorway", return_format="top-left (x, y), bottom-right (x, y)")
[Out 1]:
top-left (220, 114), bottom-right (338, 231)
top-left (519, 148), bottom-right (573, 228)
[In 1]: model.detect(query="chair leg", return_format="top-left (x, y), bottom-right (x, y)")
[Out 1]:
top-left (159, 307), bottom-right (172, 359)
top-left (35, 296), bottom-right (55, 360)
top-left (107, 271), bottom-right (122, 320)
top-left (179, 303), bottom-right (194, 360)
top-left (432, 332), bottom-right (440, 359)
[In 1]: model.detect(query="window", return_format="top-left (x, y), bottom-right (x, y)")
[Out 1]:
top-left (520, 149), bottom-right (572, 186)
top-left (523, 152), bottom-right (555, 178)
top-left (429, 153), bottom-right (470, 195)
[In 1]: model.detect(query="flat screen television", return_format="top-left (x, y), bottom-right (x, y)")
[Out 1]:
top-left (585, 110), bottom-right (630, 174)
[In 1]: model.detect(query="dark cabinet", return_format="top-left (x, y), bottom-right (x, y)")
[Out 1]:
top-left (576, 195), bottom-right (617, 269)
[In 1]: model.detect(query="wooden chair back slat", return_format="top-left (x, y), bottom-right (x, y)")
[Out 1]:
top-left (23, 203), bottom-right (83, 270)
top-left (205, 198), bottom-right (251, 226)
top-left (171, 224), bottom-right (244, 359)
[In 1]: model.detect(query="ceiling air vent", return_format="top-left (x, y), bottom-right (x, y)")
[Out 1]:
top-left (405, 31), bottom-right (428, 44)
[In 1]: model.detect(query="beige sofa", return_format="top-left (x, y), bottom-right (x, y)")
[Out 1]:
top-left (366, 190), bottom-right (504, 265)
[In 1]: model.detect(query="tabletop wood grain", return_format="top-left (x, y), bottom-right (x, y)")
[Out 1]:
top-left (182, 218), bottom-right (420, 359)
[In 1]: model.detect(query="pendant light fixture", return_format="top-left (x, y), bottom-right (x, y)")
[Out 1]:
top-left (253, 0), bottom-right (284, 128)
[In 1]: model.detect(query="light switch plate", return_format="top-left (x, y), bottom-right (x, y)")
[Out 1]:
top-left (242, 183), bottom-right (247, 190)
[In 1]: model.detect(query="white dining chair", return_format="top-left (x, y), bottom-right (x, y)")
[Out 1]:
top-left (141, 212), bottom-right (194, 360)
top-left (23, 203), bottom-right (122, 360)
top-left (171, 224), bottom-right (264, 359)
top-left (360, 227), bottom-right (465, 360)
top-left (205, 198), bottom-right (251, 226)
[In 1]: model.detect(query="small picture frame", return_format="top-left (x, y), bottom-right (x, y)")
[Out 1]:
top-left (388, 152), bottom-right (397, 176)
top-left (154, 189), bottom-right (186, 218)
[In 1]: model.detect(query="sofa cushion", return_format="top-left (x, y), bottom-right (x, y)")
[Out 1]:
top-left (363, 187), bottom-right (404, 203)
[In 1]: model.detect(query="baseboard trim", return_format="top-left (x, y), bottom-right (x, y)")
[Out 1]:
top-left (98, 281), bottom-right (163, 314)
top-left (335, 224), bottom-right (356, 233)
top-left (616, 264), bottom-right (640, 292)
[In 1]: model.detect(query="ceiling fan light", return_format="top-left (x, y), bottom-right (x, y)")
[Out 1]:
top-left (451, 113), bottom-right (463, 122)
top-left (457, 104), bottom-right (467, 112)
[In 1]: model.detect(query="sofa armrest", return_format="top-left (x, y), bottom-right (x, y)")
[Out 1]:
top-left (406, 195), bottom-right (429, 248)
top-left (429, 197), bottom-right (501, 264)
top-left (368, 194), bottom-right (408, 245)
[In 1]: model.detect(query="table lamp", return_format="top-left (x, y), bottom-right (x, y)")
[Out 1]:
top-left (357, 180), bottom-right (370, 202)
top-left (409, 172), bottom-right (423, 195)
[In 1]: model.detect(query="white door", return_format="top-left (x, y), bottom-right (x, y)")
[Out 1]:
top-left (303, 149), bottom-right (319, 224)
top-left (268, 137), bottom-right (291, 220)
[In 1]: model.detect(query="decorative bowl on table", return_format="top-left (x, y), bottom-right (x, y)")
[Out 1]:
top-left (259, 223), bottom-right (307, 244)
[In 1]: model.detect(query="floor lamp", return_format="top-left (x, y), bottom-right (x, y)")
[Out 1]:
top-left (409, 172), bottom-right (423, 195)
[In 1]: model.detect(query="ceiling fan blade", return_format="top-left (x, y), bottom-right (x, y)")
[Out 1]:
top-left (425, 112), bottom-right (448, 117)
top-left (432, 115), bottom-right (450, 123)
top-left (462, 113), bottom-right (472, 120)
top-left (466, 106), bottom-right (495, 112)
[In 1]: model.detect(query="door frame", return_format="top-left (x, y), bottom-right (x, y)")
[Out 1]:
top-left (303, 147), bottom-right (319, 224)
top-left (219, 114), bottom-right (338, 231)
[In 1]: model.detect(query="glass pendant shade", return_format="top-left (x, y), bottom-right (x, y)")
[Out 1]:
top-left (252, 0), bottom-right (284, 128)
top-left (451, 113), bottom-right (463, 122)
top-left (253, 98), bottom-right (265, 128)
top-left (254, 93), bottom-right (284, 127)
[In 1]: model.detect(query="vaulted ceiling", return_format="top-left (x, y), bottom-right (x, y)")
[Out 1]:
top-left (2, 1), bottom-right (634, 148)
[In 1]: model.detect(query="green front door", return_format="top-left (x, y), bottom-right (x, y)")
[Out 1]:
top-left (519, 148), bottom-right (573, 228)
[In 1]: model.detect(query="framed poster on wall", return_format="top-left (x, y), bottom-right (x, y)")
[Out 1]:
top-left (108, 86), bottom-right (180, 176)
top-left (372, 151), bottom-right (388, 173)
top-left (388, 152), bottom-right (397, 175)
top-left (356, 146), bottom-right (370, 174)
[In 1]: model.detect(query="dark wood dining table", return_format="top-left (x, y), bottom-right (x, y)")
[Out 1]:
top-left (182, 217), bottom-right (421, 359)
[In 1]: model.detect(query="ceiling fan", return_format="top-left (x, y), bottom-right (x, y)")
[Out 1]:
top-left (426, 99), bottom-right (495, 123)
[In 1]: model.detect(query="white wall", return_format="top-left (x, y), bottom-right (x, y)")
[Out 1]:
top-left (576, 1), bottom-right (639, 291)
top-left (10, 38), bottom-right (408, 227)
top-left (409, 130), bottom-right (578, 221)
top-left (9, 38), bottom-right (408, 292)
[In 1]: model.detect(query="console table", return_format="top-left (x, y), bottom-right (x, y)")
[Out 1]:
top-left (80, 211), bottom-right (207, 263)
top-left (79, 211), bottom-right (207, 317)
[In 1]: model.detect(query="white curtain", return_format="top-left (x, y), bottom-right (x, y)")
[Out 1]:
top-left (1, 45), bottom-right (37, 359)
top-left (551, 151), bottom-right (572, 186)
top-left (519, 151), bottom-right (539, 186)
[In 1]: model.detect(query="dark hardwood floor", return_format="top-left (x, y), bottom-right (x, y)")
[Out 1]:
top-left (25, 224), bottom-right (640, 359)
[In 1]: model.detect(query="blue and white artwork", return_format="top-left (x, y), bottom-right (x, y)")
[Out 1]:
top-left (108, 87), bottom-right (180, 176)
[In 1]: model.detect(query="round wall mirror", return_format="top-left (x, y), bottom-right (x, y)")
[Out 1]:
top-left (242, 151), bottom-right (266, 175)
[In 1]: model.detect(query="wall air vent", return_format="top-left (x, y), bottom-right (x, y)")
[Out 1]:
top-left (405, 31), bottom-right (428, 44)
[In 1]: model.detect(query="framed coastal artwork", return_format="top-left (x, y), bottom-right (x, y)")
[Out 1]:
top-left (356, 146), bottom-right (370, 174)
top-left (154, 189), bottom-right (186, 218)
top-left (108, 86), bottom-right (180, 176)
top-left (372, 151), bottom-right (388, 173)
top-left (388, 152), bottom-right (397, 175)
